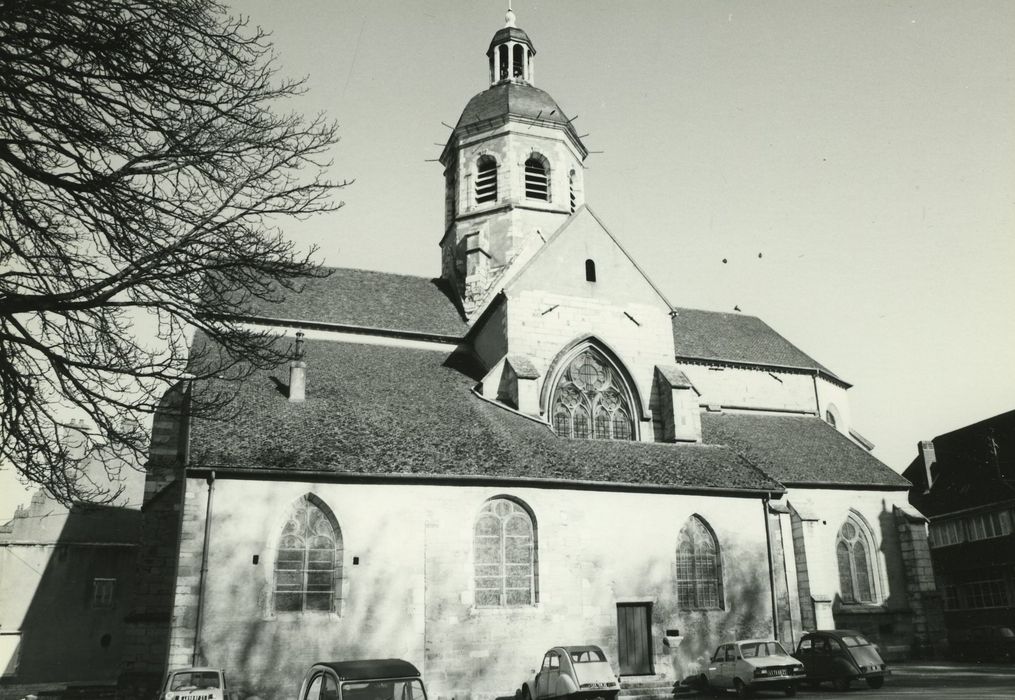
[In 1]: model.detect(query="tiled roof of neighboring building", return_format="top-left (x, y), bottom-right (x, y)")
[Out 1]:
top-left (701, 412), bottom-right (910, 489)
top-left (671, 307), bottom-right (844, 383)
top-left (236, 268), bottom-right (468, 337)
top-left (904, 409), bottom-right (1015, 517)
top-left (187, 335), bottom-right (781, 495)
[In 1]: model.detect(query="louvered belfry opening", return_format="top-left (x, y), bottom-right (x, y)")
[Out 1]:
top-left (569, 170), bottom-right (576, 212)
top-left (476, 156), bottom-right (498, 204)
top-left (524, 156), bottom-right (549, 200)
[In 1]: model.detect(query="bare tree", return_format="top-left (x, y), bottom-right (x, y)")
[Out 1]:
top-left (0, 0), bottom-right (345, 504)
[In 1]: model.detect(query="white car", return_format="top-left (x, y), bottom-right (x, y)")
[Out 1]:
top-left (522, 646), bottom-right (619, 700)
top-left (703, 640), bottom-right (805, 697)
top-left (159, 667), bottom-right (237, 700)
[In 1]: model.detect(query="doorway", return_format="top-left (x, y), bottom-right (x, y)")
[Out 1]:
top-left (617, 602), bottom-right (654, 675)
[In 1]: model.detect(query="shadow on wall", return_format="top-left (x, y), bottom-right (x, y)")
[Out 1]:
top-left (2, 503), bottom-right (141, 689)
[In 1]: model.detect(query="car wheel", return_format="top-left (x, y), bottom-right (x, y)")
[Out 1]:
top-left (831, 677), bottom-right (851, 692)
top-left (784, 684), bottom-right (797, 697)
top-left (866, 676), bottom-right (884, 689)
top-left (733, 678), bottom-right (750, 698)
top-left (522, 687), bottom-right (532, 700)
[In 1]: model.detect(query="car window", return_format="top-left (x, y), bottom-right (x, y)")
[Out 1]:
top-left (798, 638), bottom-right (813, 652)
top-left (816, 638), bottom-right (831, 654)
top-left (171, 672), bottom-right (221, 691)
top-left (549, 654), bottom-right (560, 669)
top-left (305, 674), bottom-right (323, 700)
top-left (570, 650), bottom-right (606, 663)
top-left (1001, 628), bottom-right (1015, 639)
top-left (542, 654), bottom-right (553, 669)
top-left (711, 646), bottom-right (724, 662)
top-left (841, 635), bottom-right (871, 647)
top-left (322, 675), bottom-right (338, 700)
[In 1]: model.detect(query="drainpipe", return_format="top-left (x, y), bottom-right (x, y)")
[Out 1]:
top-left (192, 470), bottom-right (215, 666)
top-left (763, 495), bottom-right (779, 640)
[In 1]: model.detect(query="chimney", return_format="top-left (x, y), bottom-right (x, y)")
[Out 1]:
top-left (289, 331), bottom-right (306, 403)
top-left (919, 440), bottom-right (937, 491)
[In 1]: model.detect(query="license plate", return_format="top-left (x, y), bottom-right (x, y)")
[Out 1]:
top-left (769, 669), bottom-right (785, 677)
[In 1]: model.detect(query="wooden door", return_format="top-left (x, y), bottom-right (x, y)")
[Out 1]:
top-left (617, 603), bottom-right (653, 675)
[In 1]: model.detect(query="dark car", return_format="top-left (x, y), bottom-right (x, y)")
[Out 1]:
top-left (949, 626), bottom-right (1015, 661)
top-left (794, 630), bottom-right (888, 691)
top-left (297, 659), bottom-right (427, 700)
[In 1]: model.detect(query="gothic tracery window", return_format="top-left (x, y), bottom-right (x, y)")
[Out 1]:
top-left (273, 496), bottom-right (342, 613)
top-left (474, 498), bottom-right (537, 607)
top-left (836, 515), bottom-right (877, 604)
top-left (675, 515), bottom-right (724, 610)
top-left (550, 348), bottom-right (634, 440)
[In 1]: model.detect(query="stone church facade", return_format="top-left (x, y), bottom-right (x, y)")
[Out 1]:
top-left (123, 11), bottom-right (941, 700)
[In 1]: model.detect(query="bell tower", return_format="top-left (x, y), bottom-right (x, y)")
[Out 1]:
top-left (440, 9), bottom-right (589, 317)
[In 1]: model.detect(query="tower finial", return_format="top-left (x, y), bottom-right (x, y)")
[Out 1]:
top-left (505, 2), bottom-right (516, 28)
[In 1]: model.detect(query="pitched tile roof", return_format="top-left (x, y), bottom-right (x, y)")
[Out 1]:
top-left (701, 412), bottom-right (910, 489)
top-left (236, 268), bottom-right (467, 337)
top-left (904, 409), bottom-right (1015, 517)
top-left (187, 335), bottom-right (781, 494)
top-left (671, 307), bottom-right (845, 383)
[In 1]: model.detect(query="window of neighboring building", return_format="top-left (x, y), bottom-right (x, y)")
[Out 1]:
top-left (91, 578), bottom-right (115, 608)
top-left (549, 346), bottom-right (635, 441)
top-left (825, 411), bottom-right (837, 428)
top-left (585, 259), bottom-right (596, 282)
top-left (966, 511), bottom-right (1012, 541)
top-left (944, 585), bottom-right (959, 610)
top-left (675, 515), bottom-right (724, 610)
top-left (569, 170), bottom-right (577, 212)
top-left (476, 156), bottom-right (497, 204)
top-left (524, 155), bottom-right (549, 200)
top-left (952, 579), bottom-right (1008, 609)
top-left (929, 519), bottom-right (965, 548)
top-left (474, 497), bottom-right (537, 607)
top-left (274, 495), bottom-right (343, 613)
top-left (836, 515), bottom-right (878, 604)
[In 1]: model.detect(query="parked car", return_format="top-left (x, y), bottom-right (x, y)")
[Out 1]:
top-left (794, 630), bottom-right (888, 690)
top-left (702, 640), bottom-right (805, 697)
top-left (949, 626), bottom-right (1015, 662)
top-left (159, 667), bottom-right (237, 700)
top-left (297, 659), bottom-right (427, 700)
top-left (522, 646), bottom-right (619, 700)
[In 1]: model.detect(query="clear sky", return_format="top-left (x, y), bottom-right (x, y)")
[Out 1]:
top-left (2, 1), bottom-right (1013, 516)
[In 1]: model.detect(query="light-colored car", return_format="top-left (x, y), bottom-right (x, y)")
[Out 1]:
top-left (703, 640), bottom-right (805, 697)
top-left (159, 667), bottom-right (237, 700)
top-left (522, 646), bottom-right (619, 700)
top-left (297, 659), bottom-right (427, 700)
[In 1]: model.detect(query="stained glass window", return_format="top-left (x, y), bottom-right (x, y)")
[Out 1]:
top-left (836, 515), bottom-right (877, 604)
top-left (474, 498), bottom-right (537, 607)
top-left (550, 348), bottom-right (635, 441)
top-left (676, 516), bottom-right (723, 610)
top-left (274, 496), bottom-right (342, 613)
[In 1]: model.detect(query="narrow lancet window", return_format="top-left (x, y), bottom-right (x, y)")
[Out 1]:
top-left (585, 259), bottom-right (596, 282)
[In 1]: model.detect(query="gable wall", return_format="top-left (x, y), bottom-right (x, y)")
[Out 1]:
top-left (174, 477), bottom-right (775, 700)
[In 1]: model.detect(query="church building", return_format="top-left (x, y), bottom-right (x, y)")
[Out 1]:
top-left (127, 11), bottom-right (941, 700)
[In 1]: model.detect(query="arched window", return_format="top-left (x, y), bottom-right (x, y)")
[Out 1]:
top-left (585, 259), bottom-right (596, 282)
top-left (512, 44), bottom-right (525, 79)
top-left (498, 45), bottom-right (509, 81)
top-left (550, 346), bottom-right (634, 440)
top-left (524, 155), bottom-right (549, 200)
top-left (474, 498), bottom-right (537, 607)
top-left (676, 516), bottom-right (723, 610)
top-left (274, 495), bottom-right (343, 613)
top-left (836, 514), bottom-right (877, 604)
top-left (825, 410), bottom-right (837, 428)
top-left (476, 156), bottom-right (498, 204)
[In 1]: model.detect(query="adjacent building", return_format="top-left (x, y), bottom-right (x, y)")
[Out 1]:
top-left (905, 409), bottom-right (1015, 647)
